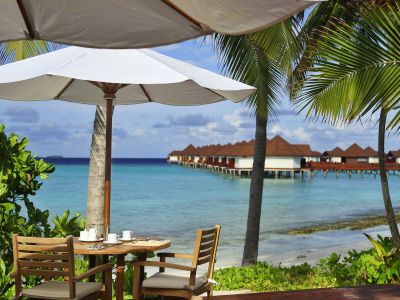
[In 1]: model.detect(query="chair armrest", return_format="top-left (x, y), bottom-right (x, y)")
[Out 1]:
top-left (134, 261), bottom-right (195, 272)
top-left (157, 252), bottom-right (193, 259)
top-left (73, 263), bottom-right (113, 282)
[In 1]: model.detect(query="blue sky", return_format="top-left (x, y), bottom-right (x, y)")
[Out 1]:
top-left (0, 39), bottom-right (398, 158)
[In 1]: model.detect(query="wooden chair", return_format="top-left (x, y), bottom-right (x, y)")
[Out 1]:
top-left (12, 235), bottom-right (113, 300)
top-left (133, 225), bottom-right (221, 300)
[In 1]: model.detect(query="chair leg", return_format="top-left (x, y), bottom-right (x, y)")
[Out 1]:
top-left (207, 290), bottom-right (212, 300)
top-left (104, 268), bottom-right (112, 300)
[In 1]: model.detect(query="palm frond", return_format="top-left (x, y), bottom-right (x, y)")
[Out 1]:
top-left (291, 1), bottom-right (365, 90)
top-left (293, 3), bottom-right (400, 129)
top-left (0, 40), bottom-right (62, 65)
top-left (212, 18), bottom-right (299, 119)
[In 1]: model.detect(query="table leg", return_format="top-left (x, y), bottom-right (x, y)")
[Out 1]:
top-left (116, 254), bottom-right (125, 300)
top-left (133, 252), bottom-right (147, 300)
top-left (102, 255), bottom-right (109, 285)
top-left (89, 255), bottom-right (96, 282)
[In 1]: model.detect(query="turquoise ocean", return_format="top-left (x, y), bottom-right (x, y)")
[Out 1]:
top-left (34, 158), bottom-right (400, 266)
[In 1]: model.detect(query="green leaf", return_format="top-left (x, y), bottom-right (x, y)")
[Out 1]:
top-left (364, 233), bottom-right (385, 258)
top-left (0, 203), bottom-right (15, 211)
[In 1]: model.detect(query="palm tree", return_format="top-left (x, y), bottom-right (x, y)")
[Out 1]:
top-left (213, 0), bottom-right (372, 265)
top-left (292, 3), bottom-right (400, 244)
top-left (86, 105), bottom-right (109, 233)
top-left (213, 19), bottom-right (298, 265)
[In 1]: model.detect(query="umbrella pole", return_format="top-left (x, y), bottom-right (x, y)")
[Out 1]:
top-left (104, 96), bottom-right (114, 231)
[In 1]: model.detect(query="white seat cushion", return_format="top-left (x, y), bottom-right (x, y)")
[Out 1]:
top-left (22, 281), bottom-right (103, 300)
top-left (142, 272), bottom-right (207, 291)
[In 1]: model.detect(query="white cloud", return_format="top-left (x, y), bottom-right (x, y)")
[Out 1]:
top-left (270, 125), bottom-right (312, 142)
top-left (293, 128), bottom-right (312, 142)
top-left (223, 109), bottom-right (243, 128)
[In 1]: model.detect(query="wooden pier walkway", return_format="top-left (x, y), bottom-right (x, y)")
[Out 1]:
top-left (308, 162), bottom-right (400, 171)
top-left (175, 161), bottom-right (400, 178)
top-left (207, 284), bottom-right (400, 300)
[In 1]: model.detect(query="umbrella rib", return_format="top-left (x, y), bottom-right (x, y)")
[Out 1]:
top-left (16, 0), bottom-right (36, 39)
top-left (55, 78), bottom-right (75, 99)
top-left (162, 0), bottom-right (205, 31)
top-left (139, 84), bottom-right (153, 102)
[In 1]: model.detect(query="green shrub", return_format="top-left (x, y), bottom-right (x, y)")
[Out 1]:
top-left (344, 234), bottom-right (400, 284)
top-left (213, 261), bottom-right (336, 292)
top-left (0, 257), bottom-right (13, 300)
top-left (214, 234), bottom-right (400, 292)
top-left (51, 210), bottom-right (86, 237)
top-left (0, 124), bottom-right (54, 268)
top-left (0, 125), bottom-right (91, 296)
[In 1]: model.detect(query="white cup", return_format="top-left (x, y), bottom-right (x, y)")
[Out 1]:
top-left (88, 228), bottom-right (98, 241)
top-left (122, 231), bottom-right (133, 240)
top-left (107, 233), bottom-right (119, 243)
top-left (80, 230), bottom-right (89, 241)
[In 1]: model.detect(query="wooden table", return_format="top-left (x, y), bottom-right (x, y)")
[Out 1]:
top-left (73, 238), bottom-right (171, 300)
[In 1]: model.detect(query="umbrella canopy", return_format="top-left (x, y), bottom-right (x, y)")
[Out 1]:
top-left (1, 0), bottom-right (314, 48)
top-left (0, 46), bottom-right (255, 228)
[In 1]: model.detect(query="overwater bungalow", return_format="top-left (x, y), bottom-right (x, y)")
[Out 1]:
top-left (264, 135), bottom-right (303, 170)
top-left (168, 137), bottom-right (400, 177)
top-left (342, 143), bottom-right (376, 164)
top-left (294, 144), bottom-right (321, 163)
top-left (167, 150), bottom-right (181, 164)
top-left (321, 147), bottom-right (345, 163)
top-left (311, 151), bottom-right (322, 162)
top-left (170, 135), bottom-right (321, 177)
top-left (388, 150), bottom-right (400, 164)
top-left (179, 144), bottom-right (197, 165)
top-left (321, 144), bottom-right (379, 164)
top-left (364, 146), bottom-right (379, 163)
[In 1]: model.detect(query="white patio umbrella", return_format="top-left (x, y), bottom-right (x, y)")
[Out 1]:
top-left (1, 0), bottom-right (315, 48)
top-left (0, 46), bottom-right (255, 228)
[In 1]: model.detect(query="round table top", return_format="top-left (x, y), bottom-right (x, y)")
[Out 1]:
top-left (73, 237), bottom-right (171, 255)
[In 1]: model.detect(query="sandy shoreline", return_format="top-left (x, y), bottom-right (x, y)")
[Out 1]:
top-left (214, 225), bottom-right (391, 269)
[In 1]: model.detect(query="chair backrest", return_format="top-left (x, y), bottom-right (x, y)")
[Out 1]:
top-left (12, 235), bottom-right (76, 298)
top-left (191, 225), bottom-right (221, 279)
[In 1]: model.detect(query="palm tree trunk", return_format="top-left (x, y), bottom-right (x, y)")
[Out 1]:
top-left (378, 108), bottom-right (400, 245)
top-left (86, 105), bottom-right (107, 234)
top-left (242, 114), bottom-right (267, 266)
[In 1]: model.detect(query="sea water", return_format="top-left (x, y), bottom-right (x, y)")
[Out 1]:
top-left (34, 158), bottom-right (400, 266)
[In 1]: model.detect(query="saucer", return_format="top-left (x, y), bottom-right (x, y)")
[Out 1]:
top-left (78, 238), bottom-right (103, 242)
top-left (103, 240), bottom-right (122, 245)
top-left (120, 237), bottom-right (137, 242)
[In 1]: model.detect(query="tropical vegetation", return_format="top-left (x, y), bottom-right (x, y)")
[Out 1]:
top-left (0, 124), bottom-right (54, 267)
top-left (292, 2), bottom-right (400, 244)
top-left (214, 234), bottom-right (400, 292)
top-left (212, 0), bottom-right (400, 266)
